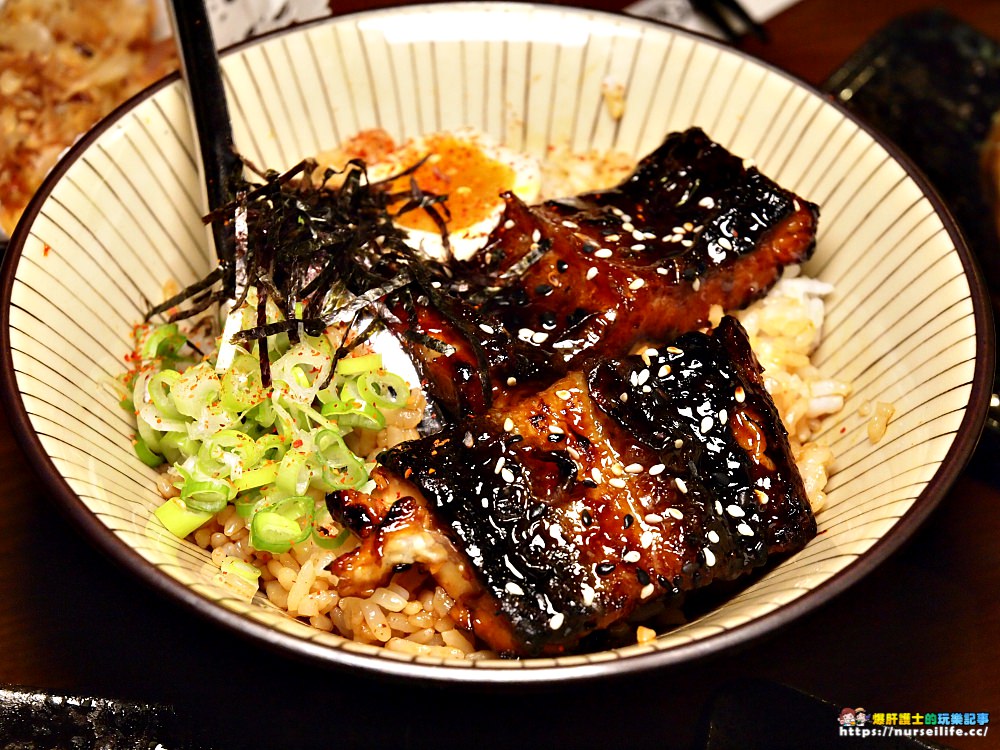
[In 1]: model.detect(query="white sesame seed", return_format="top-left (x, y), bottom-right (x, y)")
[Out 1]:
top-left (605, 234), bottom-right (620, 241)
top-left (586, 266), bottom-right (598, 280)
top-left (644, 513), bottom-right (663, 523)
top-left (645, 348), bottom-right (659, 357)
top-left (531, 331), bottom-right (549, 344)
top-left (610, 463), bottom-right (624, 476)
top-left (681, 239), bottom-right (694, 248)
top-left (715, 500), bottom-right (724, 515)
top-left (549, 612), bottom-right (565, 630)
top-left (726, 505), bottom-right (745, 518)
top-left (707, 530), bottom-right (720, 544)
top-left (640, 530), bottom-right (654, 548)
top-left (631, 243), bottom-right (646, 251)
top-left (531, 229), bottom-right (541, 242)
top-left (507, 376), bottom-right (518, 386)
top-left (609, 477), bottom-right (627, 488)
top-left (501, 467), bottom-right (515, 483)
top-left (698, 196), bottom-right (715, 209)
top-left (672, 226), bottom-right (685, 234)
top-left (675, 478), bottom-right (688, 494)
top-left (671, 233), bottom-right (684, 243)
top-left (737, 523), bottom-right (754, 536)
top-left (494, 456), bottom-right (506, 474)
top-left (505, 581), bottom-right (524, 595)
top-left (640, 583), bottom-right (655, 599)
top-left (630, 370), bottom-right (638, 387)
top-left (640, 351), bottom-right (651, 366)
top-left (555, 389), bottom-right (572, 400)
top-left (548, 424), bottom-right (564, 434)
top-left (622, 222), bottom-right (635, 232)
top-left (594, 248), bottom-right (613, 259)
top-left (667, 346), bottom-right (683, 354)
top-left (674, 438), bottom-right (684, 449)
top-left (619, 392), bottom-right (628, 402)
top-left (658, 364), bottom-right (670, 378)
top-left (734, 386), bottom-right (745, 403)
top-left (623, 550), bottom-right (641, 563)
top-left (561, 220), bottom-right (578, 229)
top-left (463, 432), bottom-right (474, 448)
top-left (666, 507), bottom-right (684, 520)
top-left (582, 586), bottom-right (595, 606)
top-left (755, 490), bottom-right (769, 504)
top-left (718, 237), bottom-right (733, 251)
top-left (503, 418), bottom-right (515, 433)
top-left (629, 278), bottom-right (645, 291)
top-left (649, 463), bottom-right (665, 476)
top-left (704, 548), bottom-right (717, 567)
top-left (567, 446), bottom-right (581, 460)
top-left (479, 323), bottom-right (495, 335)
top-left (637, 369), bottom-right (650, 385)
top-left (591, 468), bottom-right (603, 484)
top-left (518, 327), bottom-right (534, 340)
top-left (719, 409), bottom-right (727, 424)
top-left (504, 219), bottom-right (515, 229)
top-left (656, 267), bottom-right (670, 275)
top-left (700, 416), bottom-right (714, 433)
top-left (692, 278), bottom-right (701, 292)
top-left (625, 462), bottom-right (643, 473)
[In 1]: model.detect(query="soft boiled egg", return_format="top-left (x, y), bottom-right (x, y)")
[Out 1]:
top-left (366, 128), bottom-right (541, 261)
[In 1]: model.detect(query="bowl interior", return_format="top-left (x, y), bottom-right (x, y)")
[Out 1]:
top-left (1, 3), bottom-right (990, 680)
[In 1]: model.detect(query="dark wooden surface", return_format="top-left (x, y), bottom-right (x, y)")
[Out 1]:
top-left (2, 1), bottom-right (999, 748)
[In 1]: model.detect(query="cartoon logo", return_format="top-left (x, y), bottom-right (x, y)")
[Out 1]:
top-left (839, 708), bottom-right (856, 726)
top-left (855, 708), bottom-right (868, 726)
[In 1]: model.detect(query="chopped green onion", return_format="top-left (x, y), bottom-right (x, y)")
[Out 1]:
top-left (197, 429), bottom-right (259, 478)
top-left (154, 497), bottom-right (214, 538)
top-left (250, 495), bottom-right (313, 553)
top-left (147, 370), bottom-right (184, 420)
top-left (276, 449), bottom-right (310, 496)
top-left (313, 524), bottom-right (351, 549)
top-left (220, 556), bottom-right (261, 584)
top-left (133, 435), bottom-right (164, 467)
top-left (221, 353), bottom-right (266, 411)
top-left (180, 477), bottom-right (233, 513)
top-left (173, 362), bottom-right (221, 419)
top-left (141, 323), bottom-right (186, 360)
top-left (335, 352), bottom-right (382, 376)
top-left (233, 461), bottom-right (280, 493)
top-left (357, 370), bottom-right (409, 410)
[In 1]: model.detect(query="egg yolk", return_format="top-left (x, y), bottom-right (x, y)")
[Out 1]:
top-left (386, 134), bottom-right (515, 233)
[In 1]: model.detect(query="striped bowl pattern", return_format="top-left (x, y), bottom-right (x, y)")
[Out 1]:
top-left (1, 3), bottom-right (993, 681)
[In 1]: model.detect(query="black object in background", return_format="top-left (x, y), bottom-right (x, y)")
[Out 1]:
top-left (824, 9), bottom-right (1000, 287)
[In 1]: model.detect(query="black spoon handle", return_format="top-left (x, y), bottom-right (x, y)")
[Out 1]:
top-left (167, 0), bottom-right (242, 277)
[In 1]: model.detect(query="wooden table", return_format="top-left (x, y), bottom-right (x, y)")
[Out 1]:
top-left (1, 1), bottom-right (998, 748)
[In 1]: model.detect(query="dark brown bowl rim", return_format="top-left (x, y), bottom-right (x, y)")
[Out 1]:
top-left (0, 2), bottom-right (994, 684)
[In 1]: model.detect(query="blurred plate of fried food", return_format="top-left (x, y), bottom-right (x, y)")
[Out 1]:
top-left (0, 0), bottom-right (178, 236)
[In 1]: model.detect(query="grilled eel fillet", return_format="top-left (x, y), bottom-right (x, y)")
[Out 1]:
top-left (394, 127), bottom-right (819, 418)
top-left (328, 317), bottom-right (815, 656)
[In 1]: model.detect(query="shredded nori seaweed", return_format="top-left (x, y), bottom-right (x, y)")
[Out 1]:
top-left (145, 156), bottom-right (457, 386)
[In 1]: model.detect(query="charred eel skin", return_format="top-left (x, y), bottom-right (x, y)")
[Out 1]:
top-left (472, 127), bottom-right (819, 368)
top-left (330, 317), bottom-right (815, 656)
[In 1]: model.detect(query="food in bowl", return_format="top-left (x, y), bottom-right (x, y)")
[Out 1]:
top-left (122, 125), bottom-right (846, 658)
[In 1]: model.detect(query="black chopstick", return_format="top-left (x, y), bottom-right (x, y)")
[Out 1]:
top-left (167, 0), bottom-right (243, 284)
top-left (690, 0), bottom-right (769, 43)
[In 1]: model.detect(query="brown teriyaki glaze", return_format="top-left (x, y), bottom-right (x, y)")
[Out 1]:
top-left (327, 317), bottom-right (815, 656)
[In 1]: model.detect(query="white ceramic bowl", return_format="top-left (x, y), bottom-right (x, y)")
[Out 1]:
top-left (1, 3), bottom-right (992, 681)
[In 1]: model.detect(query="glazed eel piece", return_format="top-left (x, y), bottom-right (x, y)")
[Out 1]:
top-left (328, 317), bottom-right (815, 656)
top-left (394, 127), bottom-right (819, 418)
